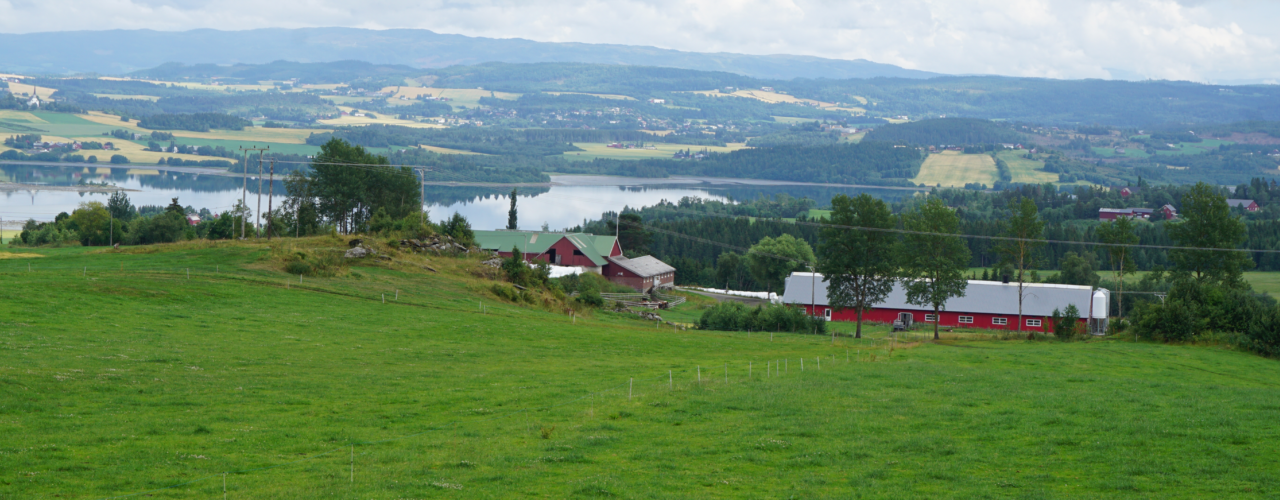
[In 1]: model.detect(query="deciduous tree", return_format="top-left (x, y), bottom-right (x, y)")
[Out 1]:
top-left (900, 197), bottom-right (971, 340)
top-left (817, 194), bottom-right (897, 339)
top-left (995, 197), bottom-right (1045, 337)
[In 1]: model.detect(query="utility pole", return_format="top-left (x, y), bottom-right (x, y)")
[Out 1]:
top-left (237, 146), bottom-right (268, 239)
top-left (266, 159), bottom-right (276, 241)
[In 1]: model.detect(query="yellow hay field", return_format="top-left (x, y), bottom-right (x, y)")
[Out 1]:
top-left (420, 145), bottom-right (483, 155)
top-left (3, 82), bottom-right (58, 97)
top-left (912, 151), bottom-right (999, 188)
top-left (91, 94), bottom-right (161, 101)
top-left (318, 108), bottom-right (446, 129)
top-left (76, 137), bottom-right (212, 164)
top-left (545, 92), bottom-right (635, 101)
top-left (379, 87), bottom-right (521, 108)
top-left (0, 73), bottom-right (27, 79)
top-left (79, 112), bottom-right (325, 144)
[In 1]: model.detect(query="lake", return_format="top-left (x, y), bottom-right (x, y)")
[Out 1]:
top-left (0, 165), bottom-right (918, 230)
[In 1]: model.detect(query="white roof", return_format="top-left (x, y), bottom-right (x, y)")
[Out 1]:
top-left (782, 272), bottom-right (1107, 318)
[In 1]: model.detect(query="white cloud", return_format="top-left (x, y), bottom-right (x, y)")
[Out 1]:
top-left (0, 0), bottom-right (1277, 82)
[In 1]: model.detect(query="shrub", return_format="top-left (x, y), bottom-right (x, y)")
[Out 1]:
top-left (1132, 299), bottom-right (1203, 342)
top-left (1051, 304), bottom-right (1081, 341)
top-left (698, 302), bottom-right (826, 335)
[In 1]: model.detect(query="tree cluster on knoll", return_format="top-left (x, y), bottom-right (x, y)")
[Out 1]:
top-left (138, 113), bottom-right (252, 132)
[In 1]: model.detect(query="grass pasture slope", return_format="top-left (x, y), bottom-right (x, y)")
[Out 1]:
top-left (564, 142), bottom-right (748, 161)
top-left (997, 150), bottom-right (1059, 184)
top-left (913, 150), bottom-right (999, 187)
top-left (3, 240), bottom-right (1280, 498)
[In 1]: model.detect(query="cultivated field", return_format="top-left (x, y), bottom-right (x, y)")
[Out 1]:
top-left (3, 240), bottom-right (1280, 498)
top-left (2, 81), bottom-right (58, 97)
top-left (996, 150), bottom-right (1059, 184)
top-left (79, 112), bottom-right (325, 145)
top-left (318, 108), bottom-right (446, 129)
top-left (89, 94), bottom-right (162, 101)
top-left (564, 142), bottom-right (748, 161)
top-left (378, 87), bottom-right (521, 109)
top-left (912, 150), bottom-right (999, 187)
top-left (686, 90), bottom-right (865, 114)
top-left (97, 77), bottom-right (279, 93)
top-left (546, 91), bottom-right (635, 100)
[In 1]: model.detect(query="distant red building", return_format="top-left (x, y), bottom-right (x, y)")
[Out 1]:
top-left (1227, 199), bottom-right (1260, 212)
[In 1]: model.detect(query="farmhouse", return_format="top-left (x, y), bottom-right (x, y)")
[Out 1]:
top-left (473, 230), bottom-right (676, 291)
top-left (1227, 199), bottom-right (1260, 212)
top-left (603, 255), bottom-right (676, 292)
top-left (781, 272), bottom-right (1108, 333)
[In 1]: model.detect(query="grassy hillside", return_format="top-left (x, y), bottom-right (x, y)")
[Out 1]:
top-left (4, 240), bottom-right (1280, 498)
top-left (912, 151), bottom-right (998, 187)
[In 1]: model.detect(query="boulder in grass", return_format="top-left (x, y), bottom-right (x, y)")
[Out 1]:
top-left (344, 246), bottom-right (370, 259)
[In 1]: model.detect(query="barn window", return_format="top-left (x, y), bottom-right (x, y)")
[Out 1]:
top-left (958, 316), bottom-right (973, 324)
top-left (924, 314), bottom-right (938, 322)
top-left (992, 317), bottom-right (1008, 326)
top-left (1026, 319), bottom-right (1042, 327)
top-left (573, 249), bottom-right (584, 256)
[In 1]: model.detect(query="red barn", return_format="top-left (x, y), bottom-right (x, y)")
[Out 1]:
top-left (782, 272), bottom-right (1109, 334)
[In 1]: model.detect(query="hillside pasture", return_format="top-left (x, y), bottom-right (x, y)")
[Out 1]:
top-left (996, 150), bottom-right (1059, 184)
top-left (563, 142), bottom-right (749, 161)
top-left (3, 241), bottom-right (1280, 498)
top-left (912, 150), bottom-right (999, 187)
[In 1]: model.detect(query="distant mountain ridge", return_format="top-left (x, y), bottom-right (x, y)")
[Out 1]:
top-left (0, 27), bottom-right (941, 80)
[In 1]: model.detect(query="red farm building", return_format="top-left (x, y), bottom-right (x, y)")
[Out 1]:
top-left (781, 272), bottom-right (1109, 334)
top-left (473, 230), bottom-right (675, 292)
top-left (603, 255), bottom-right (676, 293)
top-left (1227, 199), bottom-right (1260, 212)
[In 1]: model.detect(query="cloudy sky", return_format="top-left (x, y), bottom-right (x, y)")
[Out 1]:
top-left (1, 0), bottom-right (1277, 83)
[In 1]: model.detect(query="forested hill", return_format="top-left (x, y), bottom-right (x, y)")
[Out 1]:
top-left (0, 28), bottom-right (939, 80)
top-left (556, 142), bottom-right (926, 186)
top-left (863, 118), bottom-right (1025, 146)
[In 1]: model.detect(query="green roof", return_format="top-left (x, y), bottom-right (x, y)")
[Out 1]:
top-left (473, 231), bottom-right (618, 266)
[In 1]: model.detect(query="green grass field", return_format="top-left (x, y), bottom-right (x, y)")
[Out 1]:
top-left (996, 150), bottom-right (1060, 184)
top-left (5, 241), bottom-right (1280, 498)
top-left (913, 151), bottom-right (998, 187)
